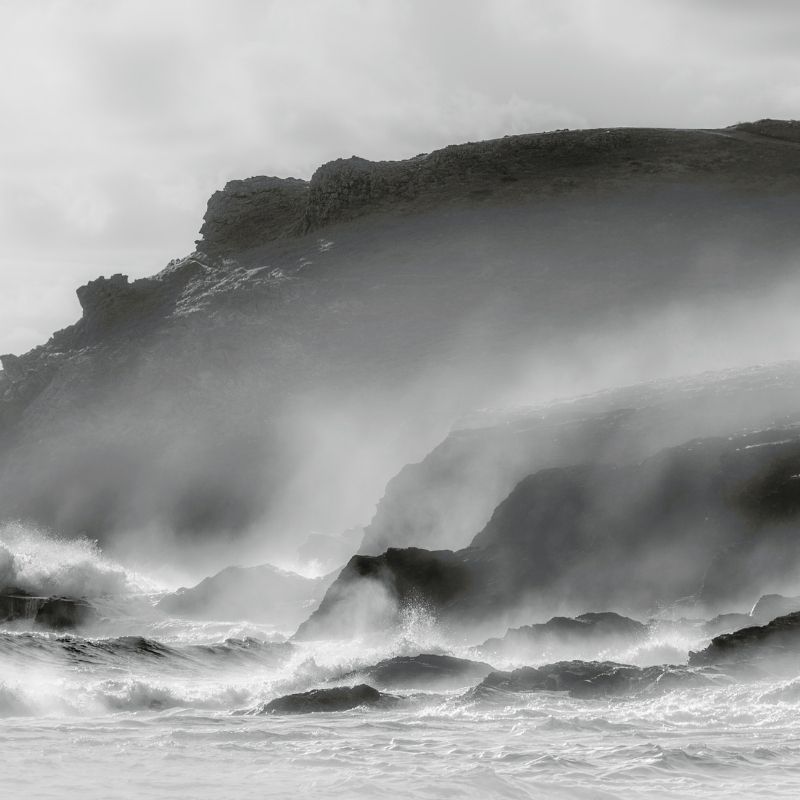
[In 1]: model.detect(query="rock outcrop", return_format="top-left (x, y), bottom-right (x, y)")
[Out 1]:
top-left (2, 122), bottom-right (800, 567)
top-left (342, 653), bottom-right (494, 690)
top-left (689, 612), bottom-right (800, 669)
top-left (0, 590), bottom-right (98, 630)
top-left (360, 363), bottom-right (800, 555)
top-left (468, 660), bottom-right (712, 700)
top-left (298, 426), bottom-right (800, 639)
top-left (478, 612), bottom-right (647, 661)
top-left (258, 684), bottom-right (396, 714)
top-left (196, 176), bottom-right (309, 255)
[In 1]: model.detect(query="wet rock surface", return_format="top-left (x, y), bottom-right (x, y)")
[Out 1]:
top-left (343, 653), bottom-right (494, 690)
top-left (259, 684), bottom-right (397, 714)
top-left (469, 660), bottom-right (713, 700)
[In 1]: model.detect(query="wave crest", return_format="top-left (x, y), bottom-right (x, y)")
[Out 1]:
top-left (0, 522), bottom-right (147, 598)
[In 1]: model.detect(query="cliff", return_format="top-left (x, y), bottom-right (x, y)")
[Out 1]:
top-left (296, 425), bottom-right (800, 639)
top-left (2, 121), bottom-right (800, 568)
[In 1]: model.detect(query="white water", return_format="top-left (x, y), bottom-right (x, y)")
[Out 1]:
top-left (3, 526), bottom-right (800, 799)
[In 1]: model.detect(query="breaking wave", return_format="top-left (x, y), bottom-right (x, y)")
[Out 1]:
top-left (0, 522), bottom-right (151, 598)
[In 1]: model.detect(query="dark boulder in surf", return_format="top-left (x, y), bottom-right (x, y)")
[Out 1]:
top-left (259, 684), bottom-right (397, 714)
top-left (469, 659), bottom-right (712, 700)
top-left (343, 653), bottom-right (494, 690)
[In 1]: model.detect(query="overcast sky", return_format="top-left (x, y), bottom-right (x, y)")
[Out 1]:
top-left (1, 0), bottom-right (798, 353)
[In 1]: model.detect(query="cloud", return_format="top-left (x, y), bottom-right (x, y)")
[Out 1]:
top-left (0, 0), bottom-right (798, 351)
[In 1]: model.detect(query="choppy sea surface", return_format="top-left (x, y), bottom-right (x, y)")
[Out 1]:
top-left (3, 525), bottom-right (800, 799)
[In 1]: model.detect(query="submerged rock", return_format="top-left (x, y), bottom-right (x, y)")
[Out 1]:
top-left (259, 684), bottom-right (396, 714)
top-left (469, 660), bottom-right (711, 700)
top-left (343, 653), bottom-right (494, 690)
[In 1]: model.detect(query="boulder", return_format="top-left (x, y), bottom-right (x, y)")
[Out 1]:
top-left (259, 684), bottom-right (396, 714)
top-left (342, 653), bottom-right (494, 690)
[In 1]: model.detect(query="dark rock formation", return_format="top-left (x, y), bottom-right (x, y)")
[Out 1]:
top-left (3, 122), bottom-right (800, 568)
top-left (157, 563), bottom-right (336, 628)
top-left (197, 176), bottom-right (309, 255)
top-left (342, 653), bottom-right (494, 690)
top-left (689, 612), bottom-right (800, 669)
top-left (293, 547), bottom-right (471, 640)
top-left (360, 363), bottom-right (800, 555)
top-left (258, 684), bottom-right (396, 714)
top-left (0, 590), bottom-right (98, 630)
top-left (299, 427), bottom-right (800, 638)
top-left (479, 612), bottom-right (646, 660)
top-left (468, 660), bottom-right (712, 700)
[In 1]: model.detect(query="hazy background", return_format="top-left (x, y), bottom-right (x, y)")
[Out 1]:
top-left (1, 0), bottom-right (799, 355)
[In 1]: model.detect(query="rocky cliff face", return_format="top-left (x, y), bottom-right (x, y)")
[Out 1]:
top-left (2, 121), bottom-right (800, 569)
top-left (296, 425), bottom-right (800, 640)
top-left (359, 363), bottom-right (800, 555)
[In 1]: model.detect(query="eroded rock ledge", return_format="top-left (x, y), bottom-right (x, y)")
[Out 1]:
top-left (195, 120), bottom-right (800, 256)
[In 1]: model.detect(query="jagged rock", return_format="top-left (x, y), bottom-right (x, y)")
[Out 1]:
top-left (342, 654), bottom-right (494, 690)
top-left (293, 547), bottom-right (471, 641)
top-left (0, 354), bottom-right (24, 383)
top-left (689, 612), bottom-right (800, 668)
top-left (196, 176), bottom-right (309, 255)
top-left (359, 364), bottom-right (800, 555)
top-left (750, 594), bottom-right (800, 623)
top-left (479, 612), bottom-right (647, 660)
top-left (157, 564), bottom-right (336, 628)
top-left (258, 684), bottom-right (396, 714)
top-left (469, 660), bottom-right (711, 700)
top-left (300, 428), bottom-right (800, 638)
top-left (0, 590), bottom-right (98, 630)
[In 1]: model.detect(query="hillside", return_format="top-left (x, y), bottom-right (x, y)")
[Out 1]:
top-left (1, 121), bottom-right (800, 569)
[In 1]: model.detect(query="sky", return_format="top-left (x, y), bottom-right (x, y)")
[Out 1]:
top-left (0, 0), bottom-right (798, 354)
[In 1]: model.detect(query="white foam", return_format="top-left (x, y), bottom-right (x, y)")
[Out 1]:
top-left (0, 522), bottom-right (154, 598)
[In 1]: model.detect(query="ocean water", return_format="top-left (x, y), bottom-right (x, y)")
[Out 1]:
top-left (3, 526), bottom-right (800, 799)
